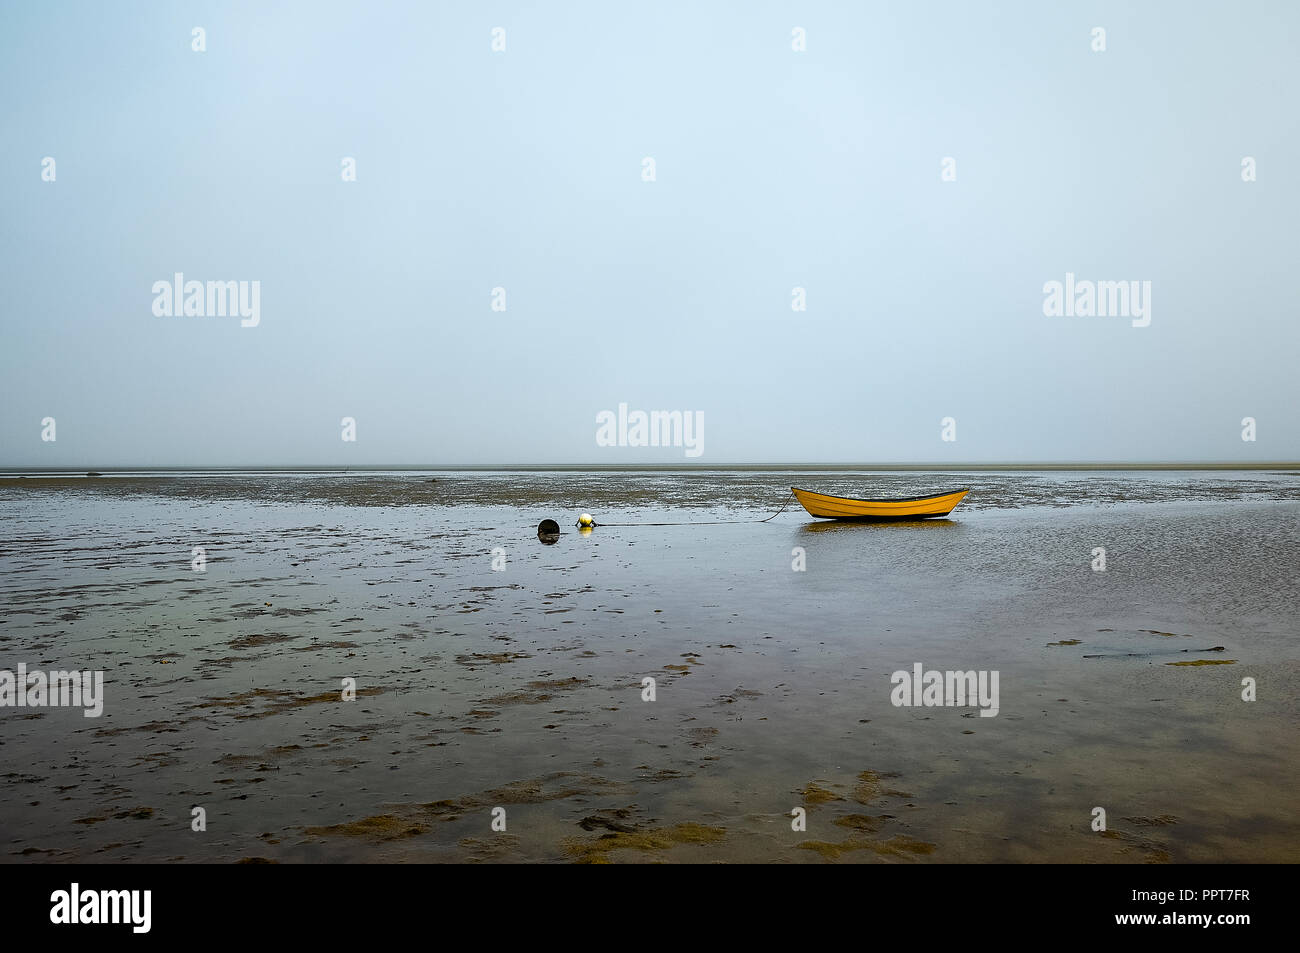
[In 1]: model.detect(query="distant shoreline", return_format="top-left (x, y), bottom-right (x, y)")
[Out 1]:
top-left (2, 462), bottom-right (1298, 475)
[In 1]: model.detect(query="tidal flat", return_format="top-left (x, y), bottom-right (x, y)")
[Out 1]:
top-left (1, 470), bottom-right (1297, 863)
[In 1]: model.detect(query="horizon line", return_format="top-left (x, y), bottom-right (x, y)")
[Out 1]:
top-left (2, 461), bottom-right (1298, 474)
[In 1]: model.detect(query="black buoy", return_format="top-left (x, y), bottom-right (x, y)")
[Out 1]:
top-left (537, 519), bottom-right (560, 544)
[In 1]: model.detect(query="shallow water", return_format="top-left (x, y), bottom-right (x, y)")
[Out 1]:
top-left (1, 471), bottom-right (1297, 863)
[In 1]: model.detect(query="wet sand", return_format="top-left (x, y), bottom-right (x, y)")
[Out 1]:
top-left (1, 470), bottom-right (1297, 863)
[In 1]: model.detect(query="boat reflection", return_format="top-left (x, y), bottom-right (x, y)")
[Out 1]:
top-left (797, 518), bottom-right (960, 534)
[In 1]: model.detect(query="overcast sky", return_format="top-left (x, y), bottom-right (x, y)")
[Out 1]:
top-left (2, 1), bottom-right (1297, 466)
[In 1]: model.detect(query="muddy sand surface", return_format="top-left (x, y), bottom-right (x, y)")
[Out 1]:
top-left (1, 471), bottom-right (1297, 862)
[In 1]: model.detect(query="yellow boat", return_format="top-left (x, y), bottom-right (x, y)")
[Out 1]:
top-left (790, 486), bottom-right (970, 521)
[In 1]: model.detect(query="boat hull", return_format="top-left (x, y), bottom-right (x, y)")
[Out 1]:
top-left (790, 486), bottom-right (970, 521)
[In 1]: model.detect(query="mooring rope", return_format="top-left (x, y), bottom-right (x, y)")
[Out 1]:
top-left (589, 491), bottom-right (796, 527)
